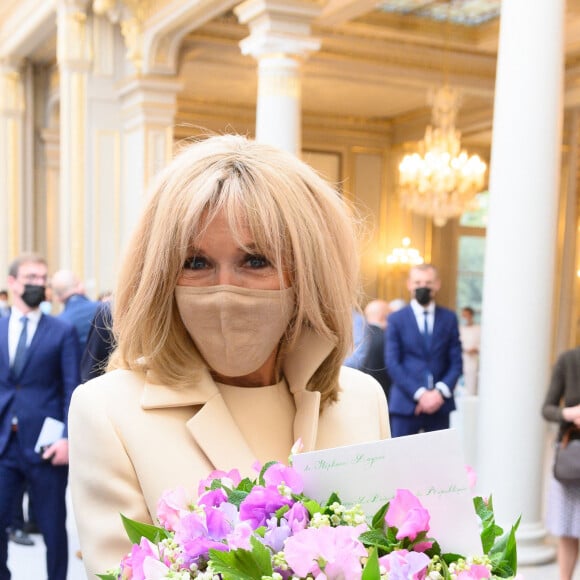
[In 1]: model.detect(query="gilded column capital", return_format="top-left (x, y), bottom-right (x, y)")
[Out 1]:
top-left (93, 0), bottom-right (158, 73)
top-left (57, 0), bottom-right (93, 70)
top-left (0, 60), bottom-right (25, 115)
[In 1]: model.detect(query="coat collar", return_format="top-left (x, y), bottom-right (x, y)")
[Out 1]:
top-left (140, 328), bottom-right (336, 471)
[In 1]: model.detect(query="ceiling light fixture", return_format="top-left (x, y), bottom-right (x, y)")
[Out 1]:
top-left (398, 85), bottom-right (487, 227)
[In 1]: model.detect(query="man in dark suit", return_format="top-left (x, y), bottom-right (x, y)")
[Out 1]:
top-left (0, 254), bottom-right (81, 580)
top-left (51, 269), bottom-right (99, 353)
top-left (385, 264), bottom-right (462, 438)
top-left (80, 299), bottom-right (115, 383)
top-left (360, 299), bottom-right (392, 401)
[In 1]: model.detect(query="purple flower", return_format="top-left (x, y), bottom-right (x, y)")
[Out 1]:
top-left (262, 515), bottom-right (292, 552)
top-left (379, 549), bottom-right (430, 580)
top-left (239, 485), bottom-right (293, 529)
top-left (263, 463), bottom-right (304, 494)
top-left (173, 510), bottom-right (229, 564)
top-left (198, 488), bottom-right (228, 508)
top-left (385, 489), bottom-right (430, 542)
top-left (284, 524), bottom-right (368, 579)
top-left (285, 502), bottom-right (310, 533)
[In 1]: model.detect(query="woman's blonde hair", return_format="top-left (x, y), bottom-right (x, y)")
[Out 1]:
top-left (111, 134), bottom-right (361, 406)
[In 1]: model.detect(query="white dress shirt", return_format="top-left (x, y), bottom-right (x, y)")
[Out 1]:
top-left (8, 306), bottom-right (41, 365)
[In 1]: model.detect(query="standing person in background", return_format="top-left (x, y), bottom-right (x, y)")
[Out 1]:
top-left (67, 134), bottom-right (390, 577)
top-left (80, 300), bottom-right (115, 383)
top-left (343, 309), bottom-right (367, 369)
top-left (360, 299), bottom-right (392, 402)
top-left (385, 264), bottom-right (462, 437)
top-left (0, 291), bottom-right (10, 318)
top-left (459, 306), bottom-right (481, 395)
top-left (0, 253), bottom-right (81, 580)
top-left (542, 347), bottom-right (580, 580)
top-left (51, 269), bottom-right (99, 352)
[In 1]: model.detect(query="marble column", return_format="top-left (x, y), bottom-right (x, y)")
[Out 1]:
top-left (57, 0), bottom-right (92, 274)
top-left (0, 60), bottom-right (25, 276)
top-left (118, 76), bottom-right (180, 248)
top-left (477, 0), bottom-right (564, 565)
top-left (235, 0), bottom-right (321, 156)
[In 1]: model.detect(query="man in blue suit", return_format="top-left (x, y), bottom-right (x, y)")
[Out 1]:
top-left (51, 269), bottom-right (99, 353)
top-left (0, 254), bottom-right (81, 580)
top-left (385, 264), bottom-right (462, 438)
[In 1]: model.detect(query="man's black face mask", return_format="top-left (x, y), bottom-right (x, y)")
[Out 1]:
top-left (414, 287), bottom-right (432, 306)
top-left (21, 285), bottom-right (46, 308)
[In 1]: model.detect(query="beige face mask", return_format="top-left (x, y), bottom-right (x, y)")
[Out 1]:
top-left (175, 285), bottom-right (295, 378)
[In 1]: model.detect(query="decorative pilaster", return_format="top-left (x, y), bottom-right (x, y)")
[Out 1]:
top-left (235, 0), bottom-right (321, 156)
top-left (57, 0), bottom-right (92, 273)
top-left (118, 76), bottom-right (180, 249)
top-left (0, 60), bottom-right (25, 276)
top-left (477, 0), bottom-right (564, 565)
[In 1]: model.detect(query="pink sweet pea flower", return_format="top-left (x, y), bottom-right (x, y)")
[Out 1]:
top-left (456, 564), bottom-right (491, 579)
top-left (119, 537), bottom-right (159, 580)
top-left (465, 465), bottom-right (477, 491)
top-left (379, 549), bottom-right (430, 580)
top-left (264, 462), bottom-right (304, 494)
top-left (385, 489), bottom-right (430, 541)
top-left (284, 524), bottom-right (368, 579)
top-left (156, 486), bottom-right (191, 531)
top-left (197, 469), bottom-right (241, 495)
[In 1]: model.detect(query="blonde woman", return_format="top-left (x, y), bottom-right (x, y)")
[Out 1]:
top-left (68, 134), bottom-right (390, 577)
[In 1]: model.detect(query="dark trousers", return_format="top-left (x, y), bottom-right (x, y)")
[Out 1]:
top-left (0, 432), bottom-right (68, 580)
top-left (389, 412), bottom-right (450, 438)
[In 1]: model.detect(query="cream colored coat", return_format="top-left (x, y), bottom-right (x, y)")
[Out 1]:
top-left (68, 331), bottom-right (390, 578)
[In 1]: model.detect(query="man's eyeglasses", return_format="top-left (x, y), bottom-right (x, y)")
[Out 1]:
top-left (18, 274), bottom-right (48, 284)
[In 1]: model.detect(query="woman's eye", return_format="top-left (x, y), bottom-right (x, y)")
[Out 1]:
top-left (184, 256), bottom-right (207, 270)
top-left (245, 254), bottom-right (270, 269)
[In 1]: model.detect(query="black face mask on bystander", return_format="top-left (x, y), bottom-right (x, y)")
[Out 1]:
top-left (414, 287), bottom-right (432, 306)
top-left (21, 285), bottom-right (46, 308)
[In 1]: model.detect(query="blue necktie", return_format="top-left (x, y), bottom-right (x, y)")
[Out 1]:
top-left (423, 311), bottom-right (430, 349)
top-left (12, 316), bottom-right (29, 377)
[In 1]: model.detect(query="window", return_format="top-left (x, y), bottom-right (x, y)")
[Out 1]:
top-left (456, 192), bottom-right (488, 321)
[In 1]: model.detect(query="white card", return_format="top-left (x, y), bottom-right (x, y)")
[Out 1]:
top-left (291, 429), bottom-right (482, 555)
top-left (34, 417), bottom-right (65, 453)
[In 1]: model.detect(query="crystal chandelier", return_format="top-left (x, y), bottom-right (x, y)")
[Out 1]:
top-left (398, 85), bottom-right (487, 227)
top-left (385, 237), bottom-right (424, 268)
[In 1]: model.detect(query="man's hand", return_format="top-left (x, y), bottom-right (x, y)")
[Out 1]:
top-left (415, 390), bottom-right (444, 415)
top-left (42, 438), bottom-right (69, 465)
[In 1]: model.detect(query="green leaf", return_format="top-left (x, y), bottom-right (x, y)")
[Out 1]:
top-left (209, 536), bottom-right (273, 579)
top-left (120, 514), bottom-right (170, 544)
top-left (489, 516), bottom-right (520, 577)
top-left (258, 461), bottom-right (278, 486)
top-left (96, 574), bottom-right (118, 580)
top-left (236, 477), bottom-right (256, 493)
top-left (359, 529), bottom-right (398, 554)
top-left (323, 492), bottom-right (342, 510)
top-left (227, 489), bottom-right (250, 508)
top-left (362, 547), bottom-right (380, 580)
top-left (371, 502), bottom-right (389, 530)
top-left (302, 498), bottom-right (323, 516)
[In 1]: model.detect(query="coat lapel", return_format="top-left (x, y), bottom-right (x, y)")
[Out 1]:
top-left (140, 328), bottom-right (336, 470)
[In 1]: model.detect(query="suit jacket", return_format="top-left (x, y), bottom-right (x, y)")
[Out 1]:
top-left (58, 294), bottom-right (100, 351)
top-left (0, 313), bottom-right (81, 462)
top-left (68, 330), bottom-right (390, 578)
top-left (360, 323), bottom-right (392, 400)
top-left (385, 304), bottom-right (462, 417)
top-left (80, 301), bottom-right (115, 383)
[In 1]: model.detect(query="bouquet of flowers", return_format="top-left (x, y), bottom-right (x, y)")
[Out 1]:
top-left (99, 459), bottom-right (520, 580)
